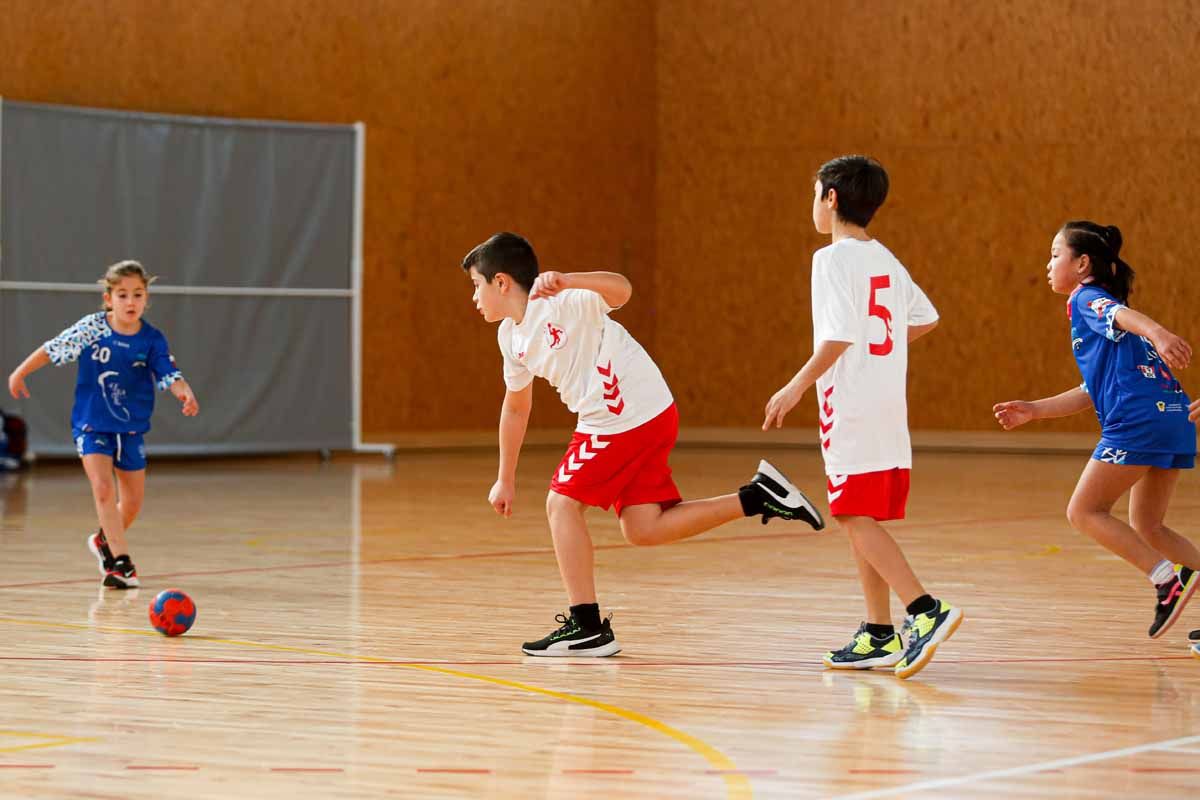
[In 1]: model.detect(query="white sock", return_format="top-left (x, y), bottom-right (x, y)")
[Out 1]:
top-left (1148, 559), bottom-right (1176, 586)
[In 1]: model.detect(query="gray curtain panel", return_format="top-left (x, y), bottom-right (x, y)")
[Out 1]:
top-left (1, 101), bottom-right (356, 455)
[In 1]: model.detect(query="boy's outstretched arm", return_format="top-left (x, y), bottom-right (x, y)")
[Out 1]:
top-left (7, 347), bottom-right (50, 399)
top-left (1113, 308), bottom-right (1192, 371)
top-left (529, 271), bottom-right (632, 309)
top-left (993, 385), bottom-right (1092, 430)
top-left (762, 340), bottom-right (852, 430)
top-left (490, 383), bottom-right (533, 518)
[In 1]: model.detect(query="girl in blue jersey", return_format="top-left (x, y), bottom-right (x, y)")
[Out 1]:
top-left (7, 261), bottom-right (199, 588)
top-left (995, 222), bottom-right (1199, 643)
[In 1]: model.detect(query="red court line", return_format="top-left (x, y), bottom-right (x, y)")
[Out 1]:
top-left (849, 769), bottom-right (920, 775)
top-left (0, 530), bottom-right (820, 590)
top-left (0, 764), bottom-right (55, 769)
top-left (126, 765), bottom-right (199, 771)
top-left (417, 768), bottom-right (492, 774)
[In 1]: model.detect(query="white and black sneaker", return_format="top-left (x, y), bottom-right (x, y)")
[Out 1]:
top-left (522, 613), bottom-right (621, 657)
top-left (103, 555), bottom-right (140, 589)
top-left (87, 529), bottom-right (115, 576)
top-left (739, 459), bottom-right (825, 529)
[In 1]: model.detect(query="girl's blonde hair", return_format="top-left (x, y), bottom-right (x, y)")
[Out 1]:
top-left (98, 260), bottom-right (157, 310)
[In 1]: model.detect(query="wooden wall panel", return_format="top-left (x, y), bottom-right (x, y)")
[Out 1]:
top-left (0, 0), bottom-right (656, 435)
top-left (655, 0), bottom-right (1200, 431)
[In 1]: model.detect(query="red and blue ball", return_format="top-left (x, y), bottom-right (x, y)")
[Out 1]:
top-left (148, 589), bottom-right (196, 637)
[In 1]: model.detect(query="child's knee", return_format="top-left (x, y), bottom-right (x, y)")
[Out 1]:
top-left (90, 479), bottom-right (116, 505)
top-left (545, 490), bottom-right (582, 518)
top-left (621, 523), bottom-right (655, 547)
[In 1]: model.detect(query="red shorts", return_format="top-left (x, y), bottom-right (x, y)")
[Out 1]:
top-left (550, 404), bottom-right (682, 515)
top-left (827, 468), bottom-right (910, 521)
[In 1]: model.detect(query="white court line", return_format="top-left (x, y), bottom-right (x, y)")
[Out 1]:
top-left (831, 734), bottom-right (1200, 800)
top-left (1164, 746), bottom-right (1200, 755)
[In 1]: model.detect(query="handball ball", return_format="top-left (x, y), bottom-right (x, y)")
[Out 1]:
top-left (149, 589), bottom-right (196, 637)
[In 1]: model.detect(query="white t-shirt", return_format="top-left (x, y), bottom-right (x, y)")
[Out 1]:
top-left (811, 238), bottom-right (939, 476)
top-left (498, 289), bottom-right (674, 434)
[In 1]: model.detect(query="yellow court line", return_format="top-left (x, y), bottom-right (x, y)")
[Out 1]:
top-left (1, 617), bottom-right (753, 799)
top-left (0, 730), bottom-right (97, 754)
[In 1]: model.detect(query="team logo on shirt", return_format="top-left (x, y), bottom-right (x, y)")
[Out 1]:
top-left (1139, 365), bottom-right (1156, 379)
top-left (545, 322), bottom-right (567, 351)
top-left (1157, 401), bottom-right (1167, 412)
top-left (98, 371), bottom-right (132, 423)
top-left (1088, 297), bottom-right (1115, 318)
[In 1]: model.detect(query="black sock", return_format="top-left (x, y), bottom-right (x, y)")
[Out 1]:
top-left (906, 594), bottom-right (936, 617)
top-left (737, 484), bottom-right (760, 516)
top-left (864, 622), bottom-right (895, 639)
top-left (570, 603), bottom-right (601, 630)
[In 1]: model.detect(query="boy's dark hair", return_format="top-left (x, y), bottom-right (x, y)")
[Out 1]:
top-left (816, 155), bottom-right (889, 227)
top-left (1061, 220), bottom-right (1135, 303)
top-left (461, 232), bottom-right (539, 292)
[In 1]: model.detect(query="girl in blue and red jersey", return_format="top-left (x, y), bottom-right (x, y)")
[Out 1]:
top-left (995, 221), bottom-right (1199, 644)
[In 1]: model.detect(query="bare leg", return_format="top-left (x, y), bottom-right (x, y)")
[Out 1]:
top-left (81, 455), bottom-right (128, 557)
top-left (115, 468), bottom-right (145, 532)
top-left (545, 490), bottom-right (596, 606)
top-left (849, 535), bottom-right (892, 624)
top-left (618, 495), bottom-right (743, 547)
top-left (837, 515), bottom-right (925, 607)
top-left (1066, 459), bottom-right (1163, 575)
top-left (1128, 467), bottom-right (1200, 570)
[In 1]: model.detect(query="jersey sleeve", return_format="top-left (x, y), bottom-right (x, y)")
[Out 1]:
top-left (497, 325), bottom-right (534, 392)
top-left (554, 288), bottom-right (612, 326)
top-left (43, 313), bottom-right (109, 366)
top-left (1074, 286), bottom-right (1127, 342)
top-left (811, 251), bottom-right (858, 343)
top-left (149, 331), bottom-right (184, 391)
top-left (906, 278), bottom-right (939, 325)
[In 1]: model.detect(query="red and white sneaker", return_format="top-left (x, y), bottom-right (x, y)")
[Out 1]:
top-left (87, 529), bottom-right (115, 576)
top-left (103, 555), bottom-right (139, 589)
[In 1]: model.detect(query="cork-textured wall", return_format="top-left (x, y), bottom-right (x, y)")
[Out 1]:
top-left (4, 2), bottom-right (1198, 435)
top-left (656, 0), bottom-right (1200, 432)
top-left (0, 0), bottom-right (656, 435)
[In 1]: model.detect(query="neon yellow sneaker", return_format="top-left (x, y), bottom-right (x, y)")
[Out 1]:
top-left (823, 623), bottom-right (904, 669)
top-left (895, 599), bottom-right (963, 680)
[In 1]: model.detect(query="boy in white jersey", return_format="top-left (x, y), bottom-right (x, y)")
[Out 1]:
top-left (464, 232), bottom-right (825, 656)
top-left (762, 156), bottom-right (963, 679)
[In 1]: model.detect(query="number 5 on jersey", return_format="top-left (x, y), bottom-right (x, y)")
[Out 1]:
top-left (868, 275), bottom-right (893, 357)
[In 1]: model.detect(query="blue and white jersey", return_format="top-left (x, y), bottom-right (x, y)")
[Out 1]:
top-left (1068, 284), bottom-right (1195, 454)
top-left (44, 312), bottom-right (183, 434)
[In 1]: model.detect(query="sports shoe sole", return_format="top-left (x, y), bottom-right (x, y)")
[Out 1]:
top-left (102, 573), bottom-right (140, 590)
top-left (86, 534), bottom-right (108, 576)
top-left (1149, 572), bottom-right (1198, 639)
top-left (895, 608), bottom-right (963, 680)
top-left (1193, 643), bottom-right (1200, 660)
top-left (823, 651), bottom-right (904, 670)
top-left (522, 640), bottom-right (622, 658)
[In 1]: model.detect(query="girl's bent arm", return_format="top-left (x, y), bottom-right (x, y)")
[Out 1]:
top-left (1113, 308), bottom-right (1192, 371)
top-left (7, 347), bottom-right (51, 399)
top-left (994, 385), bottom-right (1091, 430)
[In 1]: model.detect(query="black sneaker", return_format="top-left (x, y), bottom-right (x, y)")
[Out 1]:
top-left (1149, 566), bottom-right (1197, 639)
top-left (87, 529), bottom-right (115, 576)
top-left (521, 613), bottom-right (621, 657)
top-left (823, 623), bottom-right (905, 670)
top-left (1190, 629), bottom-right (1200, 643)
top-left (739, 459), bottom-right (824, 529)
top-left (103, 555), bottom-right (140, 589)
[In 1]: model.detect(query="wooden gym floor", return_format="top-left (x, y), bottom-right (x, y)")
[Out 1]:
top-left (0, 444), bottom-right (1197, 799)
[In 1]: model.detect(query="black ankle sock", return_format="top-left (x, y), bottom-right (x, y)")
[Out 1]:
top-left (737, 484), bottom-right (760, 516)
top-left (864, 622), bottom-right (895, 639)
top-left (570, 603), bottom-right (601, 630)
top-left (906, 594), bottom-right (936, 617)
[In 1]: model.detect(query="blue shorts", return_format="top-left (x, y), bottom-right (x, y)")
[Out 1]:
top-left (74, 430), bottom-right (146, 472)
top-left (1092, 444), bottom-right (1195, 469)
